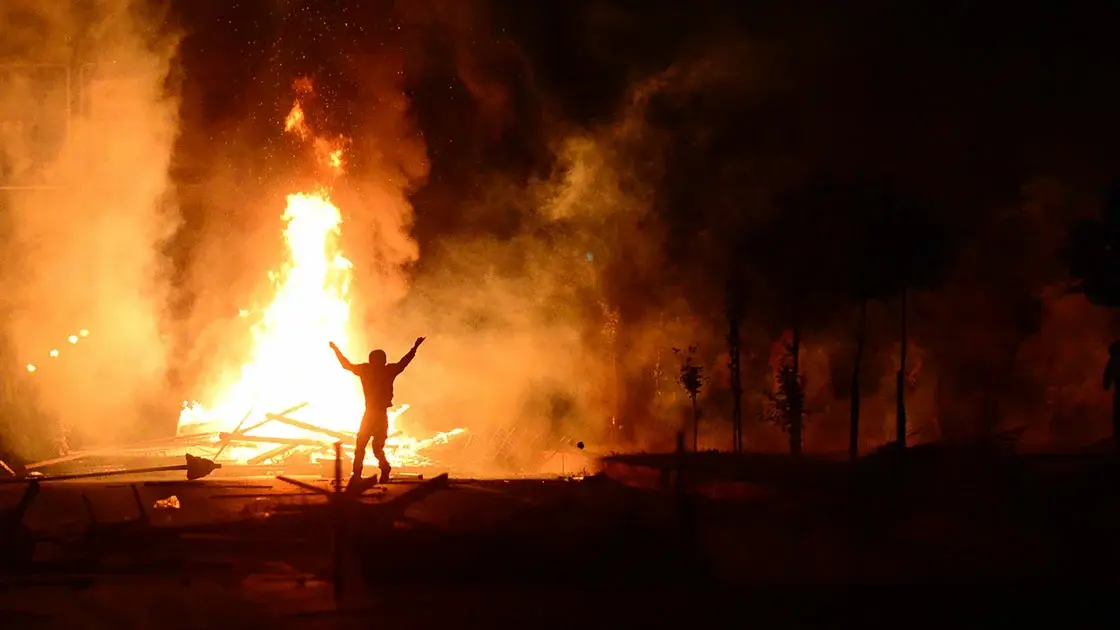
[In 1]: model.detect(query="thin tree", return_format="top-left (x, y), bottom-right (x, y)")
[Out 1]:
top-left (675, 346), bottom-right (704, 452)
top-left (726, 273), bottom-right (745, 453)
top-left (889, 191), bottom-right (953, 448)
top-left (759, 177), bottom-right (846, 455)
top-left (760, 331), bottom-right (809, 455)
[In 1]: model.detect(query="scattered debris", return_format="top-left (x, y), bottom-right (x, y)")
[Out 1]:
top-left (240, 498), bottom-right (278, 519)
top-left (154, 495), bottom-right (181, 509)
top-left (265, 413), bottom-right (352, 441)
top-left (0, 454), bottom-right (222, 484)
top-left (248, 445), bottom-right (298, 465)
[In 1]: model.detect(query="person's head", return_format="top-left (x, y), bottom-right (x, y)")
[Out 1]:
top-left (369, 349), bottom-right (387, 366)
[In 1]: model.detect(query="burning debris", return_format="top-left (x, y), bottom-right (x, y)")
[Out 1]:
top-left (172, 80), bottom-right (465, 471)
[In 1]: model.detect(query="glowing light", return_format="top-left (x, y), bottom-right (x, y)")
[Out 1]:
top-left (26, 364), bottom-right (36, 373)
top-left (177, 190), bottom-right (408, 461)
top-left (49, 349), bottom-right (59, 358)
top-left (68, 335), bottom-right (78, 344)
top-left (284, 101), bottom-right (309, 139)
top-left (177, 87), bottom-right (463, 467)
top-left (79, 329), bottom-right (89, 337)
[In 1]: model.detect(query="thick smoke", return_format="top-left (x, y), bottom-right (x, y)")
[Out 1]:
top-left (0, 0), bottom-right (180, 457)
top-left (109, 1), bottom-right (1119, 470)
top-left (383, 63), bottom-right (730, 471)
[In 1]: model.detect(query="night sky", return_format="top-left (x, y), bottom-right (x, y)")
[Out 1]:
top-left (169, 1), bottom-right (1120, 255)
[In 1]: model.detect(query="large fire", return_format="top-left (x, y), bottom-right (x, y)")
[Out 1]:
top-left (177, 86), bottom-right (462, 468)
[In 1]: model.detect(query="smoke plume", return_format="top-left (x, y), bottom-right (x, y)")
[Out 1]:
top-left (0, 0), bottom-right (181, 457)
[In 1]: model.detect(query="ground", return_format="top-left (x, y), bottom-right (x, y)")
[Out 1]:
top-left (1, 450), bottom-right (1118, 628)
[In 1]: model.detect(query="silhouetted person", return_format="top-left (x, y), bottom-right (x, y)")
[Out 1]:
top-left (1103, 341), bottom-right (1120, 449)
top-left (330, 337), bottom-right (425, 483)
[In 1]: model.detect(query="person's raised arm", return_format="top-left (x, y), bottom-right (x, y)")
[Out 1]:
top-left (329, 341), bottom-right (358, 373)
top-left (392, 337), bottom-right (425, 375)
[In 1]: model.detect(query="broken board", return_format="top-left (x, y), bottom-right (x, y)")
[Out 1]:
top-left (345, 475), bottom-right (380, 495)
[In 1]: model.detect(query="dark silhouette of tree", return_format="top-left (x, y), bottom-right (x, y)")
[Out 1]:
top-left (1066, 181), bottom-right (1120, 449)
top-left (771, 177), bottom-right (955, 457)
top-left (837, 182), bottom-right (902, 459)
top-left (674, 346), bottom-right (704, 452)
top-left (753, 177), bottom-right (846, 455)
top-left (844, 182), bottom-right (953, 451)
top-left (725, 272), bottom-right (745, 453)
top-left (759, 331), bottom-right (810, 452)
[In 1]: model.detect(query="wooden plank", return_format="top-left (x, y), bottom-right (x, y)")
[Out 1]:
top-left (213, 407), bottom-right (256, 460)
top-left (265, 413), bottom-right (351, 441)
top-left (26, 433), bottom-right (219, 469)
top-left (247, 445), bottom-right (298, 465)
top-left (275, 475), bottom-right (333, 496)
top-left (217, 433), bottom-right (329, 447)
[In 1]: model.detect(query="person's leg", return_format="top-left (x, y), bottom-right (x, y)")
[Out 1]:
top-left (353, 413), bottom-right (372, 478)
top-left (371, 408), bottom-right (391, 483)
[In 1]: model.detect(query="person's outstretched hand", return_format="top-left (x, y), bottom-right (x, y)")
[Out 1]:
top-left (414, 337), bottom-right (426, 348)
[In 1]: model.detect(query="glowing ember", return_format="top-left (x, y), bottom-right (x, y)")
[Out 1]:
top-left (177, 86), bottom-right (463, 467)
top-left (284, 101), bottom-right (309, 139)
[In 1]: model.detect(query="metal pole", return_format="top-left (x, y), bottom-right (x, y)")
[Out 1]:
top-left (332, 440), bottom-right (343, 606)
top-left (1, 464), bottom-right (179, 483)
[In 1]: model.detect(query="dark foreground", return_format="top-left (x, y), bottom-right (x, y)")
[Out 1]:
top-left (1, 449), bottom-right (1118, 628)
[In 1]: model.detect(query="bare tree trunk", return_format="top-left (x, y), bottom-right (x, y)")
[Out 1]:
top-left (896, 287), bottom-right (908, 448)
top-left (602, 303), bottom-right (621, 445)
top-left (850, 299), bottom-right (868, 461)
top-left (729, 319), bottom-right (743, 453)
top-left (726, 275), bottom-right (745, 454)
top-left (691, 395), bottom-right (699, 452)
top-left (790, 325), bottom-right (803, 456)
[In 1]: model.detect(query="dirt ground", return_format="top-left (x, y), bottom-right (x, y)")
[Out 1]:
top-left (1, 453), bottom-right (1118, 628)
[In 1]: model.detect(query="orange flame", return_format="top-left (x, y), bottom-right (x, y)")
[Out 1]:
top-left (177, 81), bottom-right (463, 466)
top-left (284, 101), bottom-right (309, 140)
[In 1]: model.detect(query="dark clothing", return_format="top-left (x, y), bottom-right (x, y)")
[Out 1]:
top-left (354, 408), bottom-right (389, 478)
top-left (342, 347), bottom-right (416, 410)
top-left (335, 345), bottom-right (417, 478)
top-left (353, 360), bottom-right (409, 410)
